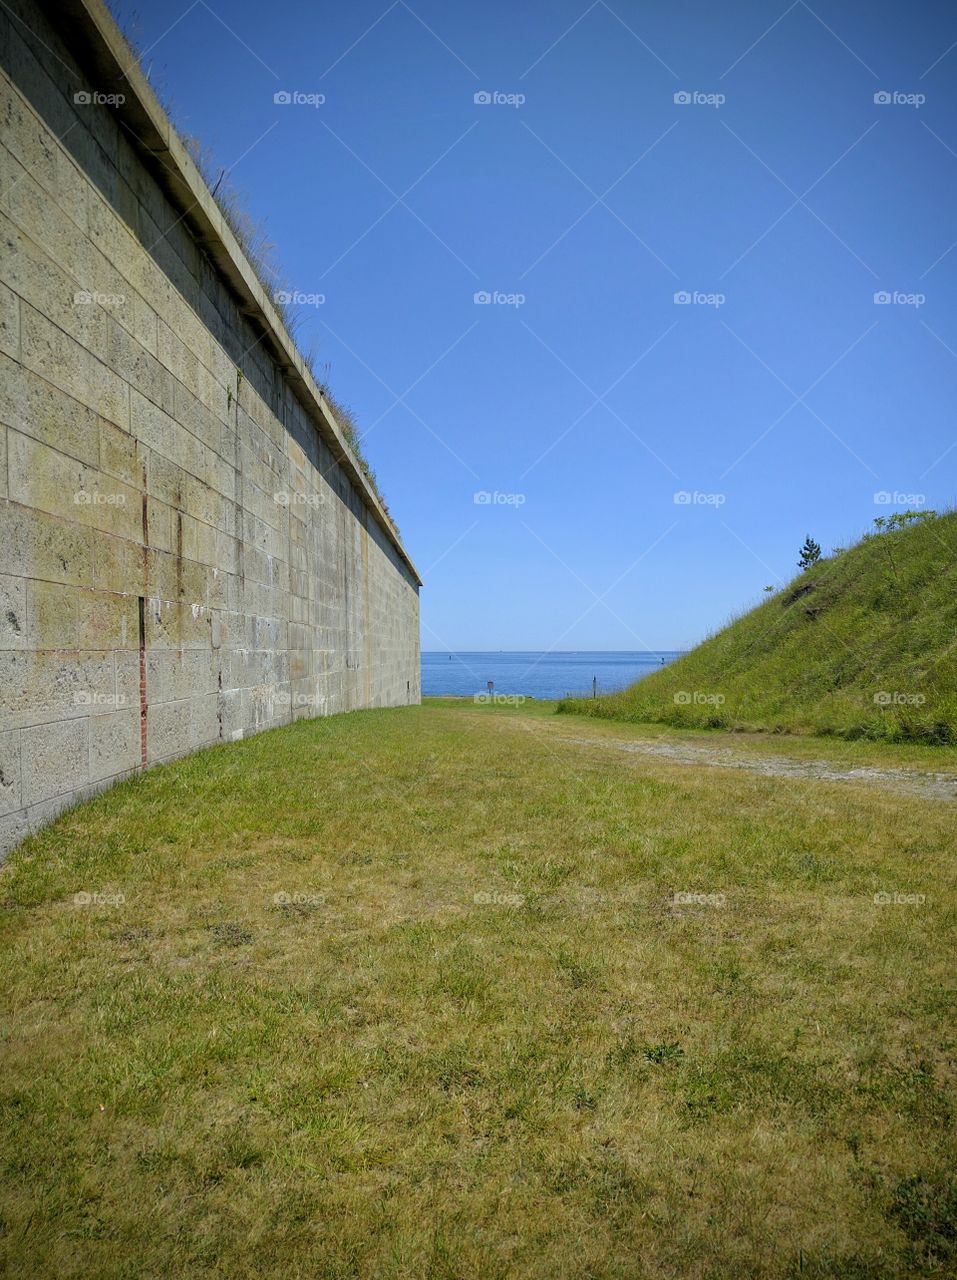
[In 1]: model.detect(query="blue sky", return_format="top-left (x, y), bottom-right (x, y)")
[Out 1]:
top-left (109, 0), bottom-right (957, 650)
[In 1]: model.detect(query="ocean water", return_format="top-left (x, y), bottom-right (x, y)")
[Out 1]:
top-left (422, 651), bottom-right (684, 701)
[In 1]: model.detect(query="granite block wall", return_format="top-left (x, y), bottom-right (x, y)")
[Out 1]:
top-left (0, 0), bottom-right (421, 856)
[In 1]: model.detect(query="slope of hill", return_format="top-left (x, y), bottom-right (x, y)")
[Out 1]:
top-left (559, 511), bottom-right (957, 742)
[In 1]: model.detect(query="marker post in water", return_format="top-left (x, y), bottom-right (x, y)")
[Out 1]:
top-left (593, 676), bottom-right (597, 699)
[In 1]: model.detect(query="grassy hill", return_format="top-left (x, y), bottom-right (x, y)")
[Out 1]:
top-left (560, 511), bottom-right (957, 743)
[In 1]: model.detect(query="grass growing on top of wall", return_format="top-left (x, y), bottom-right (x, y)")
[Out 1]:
top-left (1, 700), bottom-right (956, 1276)
top-left (106, 9), bottom-right (396, 527)
top-left (560, 510), bottom-right (957, 743)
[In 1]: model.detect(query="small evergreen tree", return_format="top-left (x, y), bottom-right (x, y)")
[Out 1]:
top-left (798, 536), bottom-right (821, 569)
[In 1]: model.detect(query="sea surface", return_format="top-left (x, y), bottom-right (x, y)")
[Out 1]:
top-left (422, 651), bottom-right (684, 701)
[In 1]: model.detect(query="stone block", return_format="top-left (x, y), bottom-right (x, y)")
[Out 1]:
top-left (21, 716), bottom-right (89, 805)
top-left (91, 530), bottom-right (145, 596)
top-left (144, 700), bottom-right (188, 763)
top-left (144, 597), bottom-right (211, 651)
top-left (0, 503), bottom-right (95, 588)
top-left (0, 648), bottom-right (116, 728)
top-left (144, 495), bottom-right (173, 553)
top-left (0, 74), bottom-right (57, 193)
top-left (190, 692), bottom-right (220, 749)
top-left (116, 647), bottom-right (145, 710)
top-left (98, 417), bottom-right (143, 487)
top-left (89, 708), bottom-right (138, 782)
top-left (1, 148), bottom-right (94, 289)
top-left (7, 429), bottom-right (141, 541)
top-left (76, 589), bottom-right (138, 652)
top-left (28, 579), bottom-right (78, 650)
top-left (20, 303), bottom-right (131, 430)
top-left (0, 729), bottom-right (21, 815)
top-left (0, 351), bottom-right (101, 466)
top-left (0, 809), bottom-right (30, 860)
top-left (0, 278), bottom-right (19, 360)
top-left (54, 146), bottom-right (88, 232)
top-left (0, 573), bottom-right (27, 649)
top-left (130, 387), bottom-right (176, 459)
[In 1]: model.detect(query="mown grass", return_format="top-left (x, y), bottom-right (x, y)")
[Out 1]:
top-left (559, 512), bottom-right (957, 743)
top-left (1, 701), bottom-right (956, 1278)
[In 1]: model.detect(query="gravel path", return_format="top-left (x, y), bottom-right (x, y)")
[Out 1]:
top-left (546, 731), bottom-right (957, 802)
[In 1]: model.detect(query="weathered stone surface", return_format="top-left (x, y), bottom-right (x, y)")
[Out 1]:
top-left (0, 0), bottom-right (420, 859)
top-left (8, 429), bottom-right (142, 541)
top-left (28, 579), bottom-right (79, 650)
top-left (0, 505), bottom-right (96, 589)
top-left (0, 729), bottom-right (22, 814)
top-left (0, 574), bottom-right (27, 650)
top-left (89, 709), bottom-right (138, 783)
top-left (21, 717), bottom-right (89, 806)
top-left (0, 279), bottom-right (19, 359)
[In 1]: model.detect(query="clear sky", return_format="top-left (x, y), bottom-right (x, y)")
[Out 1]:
top-left (108, 0), bottom-right (957, 650)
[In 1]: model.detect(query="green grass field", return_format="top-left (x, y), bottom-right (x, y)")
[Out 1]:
top-left (560, 512), bottom-right (957, 742)
top-left (2, 700), bottom-right (956, 1278)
